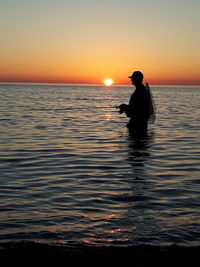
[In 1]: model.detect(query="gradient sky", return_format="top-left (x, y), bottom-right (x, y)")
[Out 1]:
top-left (0, 0), bottom-right (200, 85)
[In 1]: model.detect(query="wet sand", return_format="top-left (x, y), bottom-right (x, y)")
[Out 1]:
top-left (1, 242), bottom-right (199, 266)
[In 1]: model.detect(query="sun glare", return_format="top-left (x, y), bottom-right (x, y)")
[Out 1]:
top-left (104, 78), bottom-right (113, 86)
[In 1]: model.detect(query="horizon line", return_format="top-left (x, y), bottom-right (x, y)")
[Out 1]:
top-left (0, 81), bottom-right (200, 87)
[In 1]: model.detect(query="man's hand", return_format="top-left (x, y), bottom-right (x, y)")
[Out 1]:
top-left (116, 103), bottom-right (128, 114)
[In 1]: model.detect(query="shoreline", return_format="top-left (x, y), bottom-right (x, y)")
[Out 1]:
top-left (1, 242), bottom-right (199, 266)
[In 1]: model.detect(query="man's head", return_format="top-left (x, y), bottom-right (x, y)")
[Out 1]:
top-left (128, 71), bottom-right (143, 85)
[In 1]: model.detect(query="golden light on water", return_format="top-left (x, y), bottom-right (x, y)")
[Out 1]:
top-left (104, 78), bottom-right (113, 86)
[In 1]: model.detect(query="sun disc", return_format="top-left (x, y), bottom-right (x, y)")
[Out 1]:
top-left (104, 78), bottom-right (113, 86)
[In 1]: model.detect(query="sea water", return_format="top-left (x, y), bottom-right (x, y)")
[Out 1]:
top-left (0, 84), bottom-right (200, 246)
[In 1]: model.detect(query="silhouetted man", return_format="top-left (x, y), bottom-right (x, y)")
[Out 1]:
top-left (117, 71), bottom-right (155, 136)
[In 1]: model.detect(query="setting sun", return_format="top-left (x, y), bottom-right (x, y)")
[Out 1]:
top-left (104, 78), bottom-right (114, 86)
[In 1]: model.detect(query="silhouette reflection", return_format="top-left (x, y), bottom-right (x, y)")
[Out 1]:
top-left (126, 128), bottom-right (154, 172)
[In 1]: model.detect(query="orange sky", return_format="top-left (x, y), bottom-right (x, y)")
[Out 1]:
top-left (0, 0), bottom-right (200, 85)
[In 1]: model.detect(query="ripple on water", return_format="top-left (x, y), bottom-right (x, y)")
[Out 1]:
top-left (0, 85), bottom-right (200, 246)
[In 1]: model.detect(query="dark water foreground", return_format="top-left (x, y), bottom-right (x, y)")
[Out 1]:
top-left (1, 85), bottom-right (200, 265)
top-left (1, 242), bottom-right (199, 266)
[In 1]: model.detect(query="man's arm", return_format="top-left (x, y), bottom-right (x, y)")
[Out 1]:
top-left (116, 103), bottom-right (128, 114)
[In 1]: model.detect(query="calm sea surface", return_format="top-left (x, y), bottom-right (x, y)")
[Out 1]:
top-left (0, 84), bottom-right (200, 247)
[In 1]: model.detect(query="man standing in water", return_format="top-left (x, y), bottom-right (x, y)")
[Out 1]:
top-left (117, 71), bottom-right (155, 136)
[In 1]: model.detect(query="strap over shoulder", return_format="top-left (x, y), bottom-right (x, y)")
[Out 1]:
top-left (146, 83), bottom-right (156, 123)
